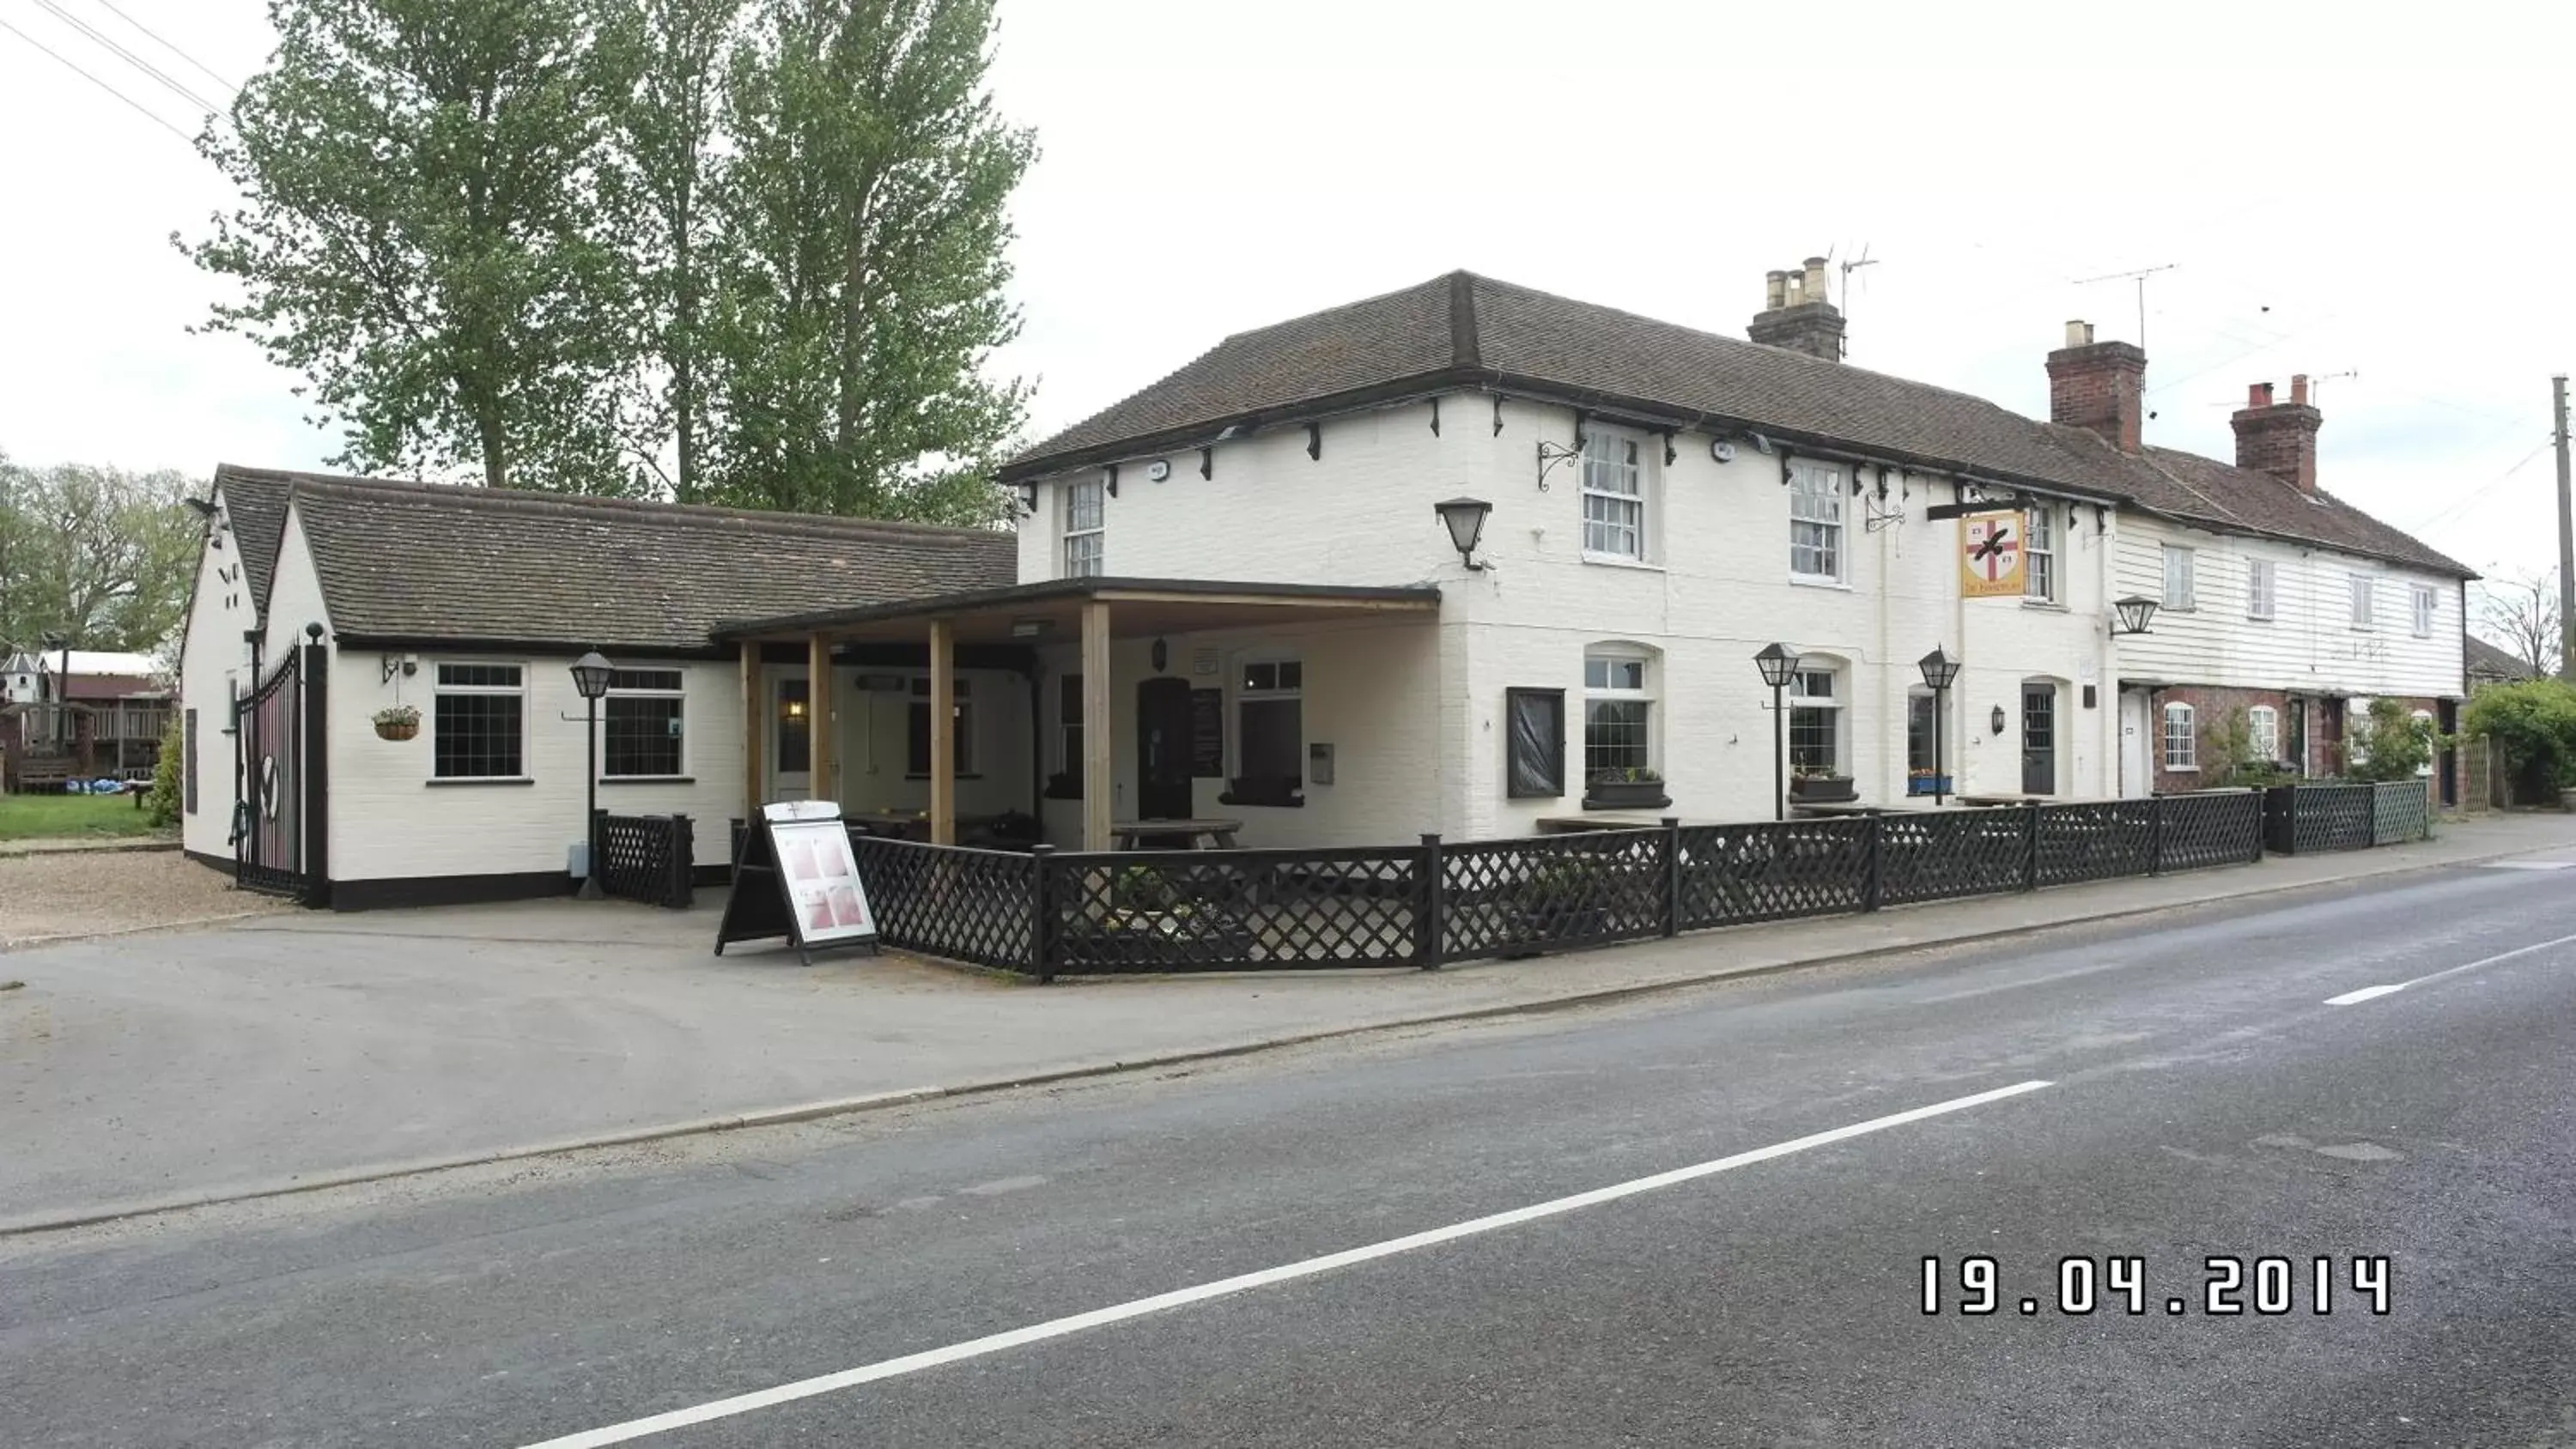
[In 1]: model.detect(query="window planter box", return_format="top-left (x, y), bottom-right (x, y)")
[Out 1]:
top-left (1789, 775), bottom-right (1857, 803)
top-left (1905, 773), bottom-right (1952, 797)
top-left (1581, 779), bottom-right (1670, 811)
top-left (1220, 776), bottom-right (1303, 808)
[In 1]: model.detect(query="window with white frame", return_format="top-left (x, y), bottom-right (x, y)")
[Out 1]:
top-left (1789, 462), bottom-right (1844, 580)
top-left (603, 668), bottom-right (685, 778)
top-left (1236, 658), bottom-right (1303, 797)
top-left (1062, 478), bottom-right (1104, 578)
top-left (2348, 573), bottom-right (2374, 630)
top-left (2162, 545), bottom-right (2196, 610)
top-left (908, 676), bottom-right (975, 776)
top-left (2024, 506), bottom-right (2057, 603)
top-left (433, 663), bottom-right (526, 779)
top-left (1789, 666), bottom-right (1843, 776)
top-left (2161, 701), bottom-right (2196, 770)
top-left (2412, 584), bottom-right (2438, 637)
top-left (2248, 705), bottom-right (2280, 764)
top-left (1582, 647), bottom-right (1654, 778)
top-left (1580, 427), bottom-right (1645, 561)
top-left (2246, 558), bottom-right (2276, 621)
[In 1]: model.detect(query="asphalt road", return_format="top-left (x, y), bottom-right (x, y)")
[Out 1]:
top-left (7, 858), bottom-right (2576, 1447)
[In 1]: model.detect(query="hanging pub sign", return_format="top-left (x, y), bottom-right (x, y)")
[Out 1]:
top-left (1959, 511), bottom-right (2026, 598)
top-left (714, 800), bottom-right (879, 965)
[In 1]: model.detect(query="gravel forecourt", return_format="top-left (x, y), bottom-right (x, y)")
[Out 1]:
top-left (0, 849), bottom-right (286, 950)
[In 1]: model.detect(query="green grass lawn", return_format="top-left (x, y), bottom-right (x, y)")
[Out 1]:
top-left (0, 791), bottom-right (168, 842)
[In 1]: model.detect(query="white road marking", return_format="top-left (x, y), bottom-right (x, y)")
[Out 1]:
top-left (2480, 860), bottom-right (2576, 870)
top-left (517, 1080), bottom-right (2054, 1449)
top-left (2324, 929), bottom-right (2576, 1006)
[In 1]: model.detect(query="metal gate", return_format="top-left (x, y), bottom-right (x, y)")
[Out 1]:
top-left (233, 637), bottom-right (329, 903)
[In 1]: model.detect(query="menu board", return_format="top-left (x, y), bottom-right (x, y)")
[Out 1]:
top-left (713, 800), bottom-right (878, 963)
top-left (1190, 688), bottom-right (1225, 778)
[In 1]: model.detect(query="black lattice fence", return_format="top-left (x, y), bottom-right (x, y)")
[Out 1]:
top-left (1676, 819), bottom-right (1872, 928)
top-left (1439, 829), bottom-right (1668, 962)
top-left (2032, 800), bottom-right (2160, 887)
top-left (593, 811), bottom-right (695, 908)
top-left (1878, 808), bottom-right (2033, 906)
top-left (854, 835), bottom-right (1037, 971)
top-left (2264, 783), bottom-right (2376, 854)
top-left (2372, 779), bottom-right (2433, 846)
top-left (2158, 791), bottom-right (2264, 871)
top-left (1041, 845), bottom-right (1425, 975)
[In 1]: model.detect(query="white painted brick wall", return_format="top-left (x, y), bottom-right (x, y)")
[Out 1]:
top-left (176, 495), bottom-right (262, 862)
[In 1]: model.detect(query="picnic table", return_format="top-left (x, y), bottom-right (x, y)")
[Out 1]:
top-left (1110, 817), bottom-right (1243, 851)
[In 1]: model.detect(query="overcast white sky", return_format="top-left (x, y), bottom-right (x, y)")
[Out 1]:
top-left (3, 0), bottom-right (2571, 583)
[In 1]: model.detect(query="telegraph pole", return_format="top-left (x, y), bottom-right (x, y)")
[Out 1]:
top-left (2557, 374), bottom-right (2573, 681)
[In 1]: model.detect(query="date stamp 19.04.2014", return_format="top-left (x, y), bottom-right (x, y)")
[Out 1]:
top-left (1921, 1255), bottom-right (2391, 1318)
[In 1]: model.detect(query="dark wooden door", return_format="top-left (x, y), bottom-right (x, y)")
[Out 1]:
top-left (1136, 676), bottom-right (1194, 819)
top-left (2020, 684), bottom-right (2057, 795)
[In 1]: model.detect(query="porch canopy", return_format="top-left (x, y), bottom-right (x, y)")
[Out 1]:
top-left (714, 576), bottom-right (1442, 850)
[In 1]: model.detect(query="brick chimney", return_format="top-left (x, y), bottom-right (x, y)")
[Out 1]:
top-left (2045, 319), bottom-right (2147, 454)
top-left (2231, 373), bottom-right (2323, 494)
top-left (1748, 256), bottom-right (1845, 361)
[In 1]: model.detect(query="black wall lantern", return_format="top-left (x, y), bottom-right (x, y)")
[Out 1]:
top-left (2111, 595), bottom-right (2160, 636)
top-left (1990, 704), bottom-right (2008, 736)
top-left (1434, 496), bottom-right (1493, 571)
top-left (570, 650), bottom-right (614, 900)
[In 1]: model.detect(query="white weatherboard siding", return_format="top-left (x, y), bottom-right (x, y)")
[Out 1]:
top-left (176, 492), bottom-right (262, 863)
top-left (2113, 518), bottom-right (2462, 698)
top-left (1018, 391), bottom-right (2118, 832)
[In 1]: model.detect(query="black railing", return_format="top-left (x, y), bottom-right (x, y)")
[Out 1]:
top-left (594, 810), bottom-right (695, 909)
top-left (854, 835), bottom-right (1037, 972)
top-left (838, 788), bottom-right (2357, 979)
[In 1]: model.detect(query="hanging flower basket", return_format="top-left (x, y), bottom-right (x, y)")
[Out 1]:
top-left (373, 705), bottom-right (421, 742)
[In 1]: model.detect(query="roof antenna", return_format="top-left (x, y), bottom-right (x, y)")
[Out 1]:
top-left (2074, 262), bottom-right (2178, 349)
top-left (1837, 243), bottom-right (1879, 360)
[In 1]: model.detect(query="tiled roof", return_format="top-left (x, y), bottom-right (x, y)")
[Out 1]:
top-left (2467, 634), bottom-right (2534, 679)
top-left (1008, 271), bottom-right (2469, 576)
top-left (216, 470), bottom-right (294, 617)
top-left (211, 465), bottom-right (1017, 653)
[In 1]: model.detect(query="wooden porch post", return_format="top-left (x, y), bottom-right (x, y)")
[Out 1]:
top-left (1080, 601), bottom-right (1113, 852)
top-left (929, 617), bottom-right (956, 846)
top-left (807, 633), bottom-right (833, 805)
top-left (739, 640), bottom-right (763, 815)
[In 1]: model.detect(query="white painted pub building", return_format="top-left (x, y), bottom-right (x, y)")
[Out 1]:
top-left (178, 263), bottom-right (2468, 906)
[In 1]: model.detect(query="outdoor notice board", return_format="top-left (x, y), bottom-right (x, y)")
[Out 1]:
top-left (1190, 688), bottom-right (1224, 778)
top-left (714, 800), bottom-right (879, 964)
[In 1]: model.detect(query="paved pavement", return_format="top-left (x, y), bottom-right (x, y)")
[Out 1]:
top-left (7, 824), bottom-right (2576, 1445)
top-left (3, 812), bottom-right (2575, 1230)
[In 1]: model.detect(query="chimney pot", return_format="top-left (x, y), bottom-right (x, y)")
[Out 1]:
top-left (2289, 373), bottom-right (2309, 405)
top-left (2248, 382), bottom-right (2273, 408)
top-left (1802, 257), bottom-right (1830, 304)
top-left (1765, 270), bottom-right (1788, 310)
top-left (1749, 261), bottom-right (1847, 362)
top-left (2064, 319), bottom-right (2093, 348)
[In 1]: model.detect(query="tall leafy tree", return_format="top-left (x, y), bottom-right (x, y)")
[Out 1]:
top-left (710, 0), bottom-right (1034, 524)
top-left (183, 0), bottom-right (647, 493)
top-left (614, 0), bottom-right (744, 502)
top-left (0, 455), bottom-right (203, 656)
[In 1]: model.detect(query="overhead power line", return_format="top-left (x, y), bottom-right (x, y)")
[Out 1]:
top-left (91, 0), bottom-right (236, 96)
top-left (30, 0), bottom-right (218, 115)
top-left (0, 14), bottom-right (193, 142)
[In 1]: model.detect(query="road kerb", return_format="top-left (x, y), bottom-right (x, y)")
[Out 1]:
top-left (0, 836), bottom-right (2543, 1240)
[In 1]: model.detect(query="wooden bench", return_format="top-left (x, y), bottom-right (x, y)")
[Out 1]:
top-left (11, 755), bottom-right (76, 792)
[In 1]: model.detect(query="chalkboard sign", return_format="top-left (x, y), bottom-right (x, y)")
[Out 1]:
top-left (714, 800), bottom-right (879, 965)
top-left (1190, 688), bottom-right (1224, 778)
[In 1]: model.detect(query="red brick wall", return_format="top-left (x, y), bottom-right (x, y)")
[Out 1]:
top-left (2149, 686), bottom-right (2456, 806)
top-left (2045, 341), bottom-right (2147, 453)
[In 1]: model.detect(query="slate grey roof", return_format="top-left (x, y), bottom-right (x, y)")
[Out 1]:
top-left (216, 469), bottom-right (294, 618)
top-left (2467, 634), bottom-right (2534, 680)
top-left (211, 465), bottom-right (1016, 654)
top-left (1007, 271), bottom-right (2469, 577)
